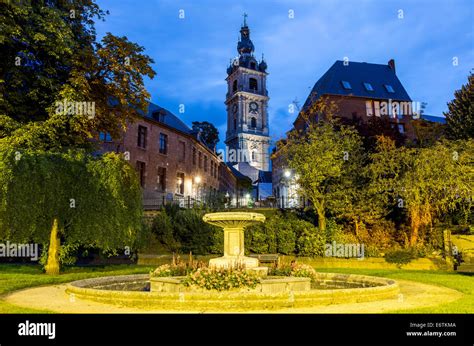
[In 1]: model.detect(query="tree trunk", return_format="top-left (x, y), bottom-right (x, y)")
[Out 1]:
top-left (45, 218), bottom-right (60, 275)
top-left (353, 217), bottom-right (360, 238)
top-left (410, 223), bottom-right (419, 247)
top-left (317, 208), bottom-right (326, 231)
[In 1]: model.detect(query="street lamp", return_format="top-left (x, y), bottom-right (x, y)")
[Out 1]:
top-left (284, 170), bottom-right (291, 178)
top-left (194, 176), bottom-right (201, 184)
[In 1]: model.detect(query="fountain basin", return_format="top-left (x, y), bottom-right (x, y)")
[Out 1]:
top-left (65, 273), bottom-right (399, 311)
top-left (150, 276), bottom-right (311, 293)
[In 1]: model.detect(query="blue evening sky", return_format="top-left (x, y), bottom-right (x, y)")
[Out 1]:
top-left (95, 0), bottom-right (473, 150)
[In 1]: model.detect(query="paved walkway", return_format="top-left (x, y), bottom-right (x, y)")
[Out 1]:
top-left (4, 279), bottom-right (462, 313)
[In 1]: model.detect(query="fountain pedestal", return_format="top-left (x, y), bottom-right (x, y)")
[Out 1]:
top-left (203, 212), bottom-right (265, 270)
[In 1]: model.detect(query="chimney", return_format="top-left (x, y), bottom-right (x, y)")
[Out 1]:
top-left (388, 59), bottom-right (396, 74)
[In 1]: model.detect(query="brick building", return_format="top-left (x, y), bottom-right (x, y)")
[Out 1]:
top-left (99, 102), bottom-right (232, 209)
top-left (273, 59), bottom-right (418, 205)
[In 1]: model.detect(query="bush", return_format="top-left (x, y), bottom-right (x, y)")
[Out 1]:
top-left (245, 222), bottom-right (277, 254)
top-left (384, 248), bottom-right (417, 268)
top-left (325, 218), bottom-right (344, 243)
top-left (296, 222), bottom-right (326, 257)
top-left (151, 211), bottom-right (180, 252)
top-left (269, 262), bottom-right (317, 281)
top-left (150, 207), bottom-right (220, 255)
top-left (267, 214), bottom-right (296, 254)
top-left (182, 267), bottom-right (260, 291)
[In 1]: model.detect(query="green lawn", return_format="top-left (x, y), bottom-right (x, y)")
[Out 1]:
top-left (0, 264), bottom-right (154, 313)
top-left (0, 264), bottom-right (472, 313)
top-left (316, 267), bottom-right (474, 313)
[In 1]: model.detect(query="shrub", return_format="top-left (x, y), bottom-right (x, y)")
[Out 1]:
top-left (151, 207), bottom-right (220, 255)
top-left (246, 222), bottom-right (277, 254)
top-left (296, 222), bottom-right (326, 257)
top-left (182, 267), bottom-right (260, 291)
top-left (384, 248), bottom-right (417, 268)
top-left (151, 211), bottom-right (180, 252)
top-left (269, 262), bottom-right (317, 281)
top-left (150, 255), bottom-right (206, 277)
top-left (325, 218), bottom-right (344, 243)
top-left (266, 214), bottom-right (296, 254)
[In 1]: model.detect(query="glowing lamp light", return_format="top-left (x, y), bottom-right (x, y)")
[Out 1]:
top-left (245, 193), bottom-right (251, 199)
top-left (194, 176), bottom-right (202, 184)
top-left (284, 170), bottom-right (291, 178)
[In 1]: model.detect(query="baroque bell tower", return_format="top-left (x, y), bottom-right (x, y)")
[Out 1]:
top-left (225, 15), bottom-right (270, 173)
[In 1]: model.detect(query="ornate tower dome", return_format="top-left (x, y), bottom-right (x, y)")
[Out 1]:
top-left (237, 14), bottom-right (254, 55)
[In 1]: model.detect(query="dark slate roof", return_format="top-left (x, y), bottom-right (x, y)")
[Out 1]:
top-left (421, 115), bottom-right (446, 124)
top-left (303, 60), bottom-right (412, 110)
top-left (226, 163), bottom-right (252, 182)
top-left (255, 170), bottom-right (272, 184)
top-left (143, 102), bottom-right (191, 134)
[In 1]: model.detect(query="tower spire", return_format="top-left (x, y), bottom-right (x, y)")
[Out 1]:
top-left (243, 12), bottom-right (248, 26)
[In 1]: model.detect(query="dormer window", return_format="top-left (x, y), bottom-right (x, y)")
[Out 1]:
top-left (384, 84), bottom-right (395, 93)
top-left (363, 82), bottom-right (374, 91)
top-left (152, 110), bottom-right (166, 123)
top-left (341, 80), bottom-right (352, 90)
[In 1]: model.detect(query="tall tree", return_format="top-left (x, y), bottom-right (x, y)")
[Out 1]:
top-left (0, 147), bottom-right (143, 274)
top-left (369, 137), bottom-right (473, 246)
top-left (192, 121), bottom-right (219, 150)
top-left (284, 119), bottom-right (364, 231)
top-left (445, 74), bottom-right (474, 140)
top-left (0, 1), bottom-right (156, 150)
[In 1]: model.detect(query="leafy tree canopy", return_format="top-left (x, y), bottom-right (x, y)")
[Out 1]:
top-left (445, 74), bottom-right (474, 140)
top-left (0, 0), bottom-right (156, 150)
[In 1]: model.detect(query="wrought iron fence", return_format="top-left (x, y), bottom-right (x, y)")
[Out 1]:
top-left (143, 196), bottom-right (309, 210)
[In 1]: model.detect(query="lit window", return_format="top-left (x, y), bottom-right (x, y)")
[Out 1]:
top-left (341, 81), bottom-right (352, 90)
top-left (157, 167), bottom-right (166, 192)
top-left (363, 82), bottom-right (374, 91)
top-left (365, 101), bottom-right (373, 116)
top-left (398, 124), bottom-right (405, 134)
top-left (384, 84), bottom-right (395, 93)
top-left (175, 172), bottom-right (184, 195)
top-left (374, 101), bottom-right (381, 117)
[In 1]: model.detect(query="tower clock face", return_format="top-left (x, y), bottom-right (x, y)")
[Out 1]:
top-left (232, 104), bottom-right (238, 114)
top-left (249, 102), bottom-right (259, 114)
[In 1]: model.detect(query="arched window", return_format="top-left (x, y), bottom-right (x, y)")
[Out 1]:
top-left (232, 80), bottom-right (237, 92)
top-left (233, 118), bottom-right (237, 130)
top-left (249, 78), bottom-right (258, 91)
top-left (250, 117), bottom-right (257, 128)
top-left (252, 151), bottom-right (256, 161)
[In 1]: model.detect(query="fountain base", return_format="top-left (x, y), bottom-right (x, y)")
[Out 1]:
top-left (209, 255), bottom-right (259, 269)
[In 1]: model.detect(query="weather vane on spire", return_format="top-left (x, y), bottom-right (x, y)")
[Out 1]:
top-left (243, 12), bottom-right (248, 26)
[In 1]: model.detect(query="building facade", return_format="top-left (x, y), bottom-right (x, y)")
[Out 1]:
top-left (224, 18), bottom-right (271, 185)
top-left (273, 59), bottom-right (418, 206)
top-left (99, 103), bottom-right (226, 209)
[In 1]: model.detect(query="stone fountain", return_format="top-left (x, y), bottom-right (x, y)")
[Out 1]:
top-left (203, 212), bottom-right (266, 271)
top-left (64, 212), bottom-right (400, 310)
